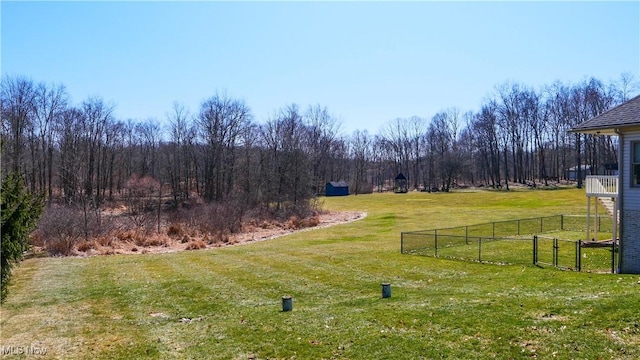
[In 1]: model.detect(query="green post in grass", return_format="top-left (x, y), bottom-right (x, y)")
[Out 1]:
top-left (282, 296), bottom-right (292, 311)
top-left (381, 283), bottom-right (391, 298)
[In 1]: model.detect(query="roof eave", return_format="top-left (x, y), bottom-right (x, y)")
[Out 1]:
top-left (568, 127), bottom-right (619, 136)
top-left (570, 124), bottom-right (640, 136)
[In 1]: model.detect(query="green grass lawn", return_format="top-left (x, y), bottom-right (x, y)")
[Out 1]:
top-left (2, 188), bottom-right (639, 359)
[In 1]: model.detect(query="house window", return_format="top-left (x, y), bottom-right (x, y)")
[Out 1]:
top-left (633, 142), bottom-right (640, 186)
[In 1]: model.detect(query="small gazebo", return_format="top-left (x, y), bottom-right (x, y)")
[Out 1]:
top-left (394, 173), bottom-right (408, 193)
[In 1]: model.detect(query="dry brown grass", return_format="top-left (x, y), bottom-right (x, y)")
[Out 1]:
top-left (185, 240), bottom-right (206, 250)
top-left (116, 230), bottom-right (143, 243)
top-left (258, 220), bottom-right (272, 229)
top-left (46, 238), bottom-right (76, 256)
top-left (95, 236), bottom-right (114, 247)
top-left (76, 240), bottom-right (96, 252)
top-left (99, 248), bottom-right (115, 256)
top-left (302, 216), bottom-right (320, 228)
top-left (167, 224), bottom-right (183, 237)
top-left (34, 200), bottom-right (344, 257)
top-left (286, 216), bottom-right (302, 229)
top-left (137, 234), bottom-right (169, 247)
top-left (285, 215), bottom-right (319, 230)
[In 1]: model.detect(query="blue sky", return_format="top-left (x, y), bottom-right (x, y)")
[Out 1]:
top-left (2, 1), bottom-right (638, 135)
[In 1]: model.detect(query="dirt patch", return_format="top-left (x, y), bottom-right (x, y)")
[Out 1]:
top-left (60, 211), bottom-right (366, 257)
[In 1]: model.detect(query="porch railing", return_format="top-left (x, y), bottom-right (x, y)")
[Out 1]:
top-left (585, 175), bottom-right (618, 197)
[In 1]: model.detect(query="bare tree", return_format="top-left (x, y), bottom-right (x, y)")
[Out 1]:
top-left (304, 104), bottom-right (341, 194)
top-left (350, 129), bottom-right (372, 194)
top-left (79, 96), bottom-right (114, 201)
top-left (56, 107), bottom-right (84, 204)
top-left (544, 81), bottom-right (572, 181)
top-left (259, 104), bottom-right (312, 210)
top-left (427, 109), bottom-right (462, 191)
top-left (457, 111), bottom-right (476, 185)
top-left (124, 174), bottom-right (160, 229)
top-left (196, 93), bottom-right (252, 201)
top-left (33, 82), bottom-right (68, 201)
top-left (616, 72), bottom-right (639, 102)
top-left (135, 119), bottom-right (162, 179)
top-left (1, 75), bottom-right (37, 176)
top-left (470, 101), bottom-right (502, 188)
top-left (496, 82), bottom-right (527, 184)
top-left (407, 116), bottom-right (427, 189)
top-left (379, 118), bottom-right (411, 185)
top-left (165, 102), bottom-right (195, 205)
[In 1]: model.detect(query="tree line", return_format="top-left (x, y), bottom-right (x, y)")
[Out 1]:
top-left (2, 73), bottom-right (637, 212)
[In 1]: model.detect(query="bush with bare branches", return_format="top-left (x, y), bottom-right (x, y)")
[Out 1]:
top-left (36, 206), bottom-right (86, 256)
top-left (124, 174), bottom-right (160, 229)
top-left (185, 240), bottom-right (206, 250)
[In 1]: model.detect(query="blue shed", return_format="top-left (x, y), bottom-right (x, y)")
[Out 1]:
top-left (325, 181), bottom-right (349, 196)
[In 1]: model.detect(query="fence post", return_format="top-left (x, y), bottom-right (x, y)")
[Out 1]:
top-left (492, 222), bottom-right (495, 239)
top-left (576, 240), bottom-right (581, 272)
top-left (518, 219), bottom-right (521, 236)
top-left (612, 239), bottom-right (616, 274)
top-left (561, 215), bottom-right (564, 231)
top-left (540, 217), bottom-right (544, 233)
top-left (434, 230), bottom-right (438, 257)
top-left (465, 226), bottom-right (469, 245)
top-left (533, 235), bottom-right (537, 265)
top-left (400, 233), bottom-right (404, 254)
top-left (478, 237), bottom-right (482, 262)
top-left (553, 238), bottom-right (558, 267)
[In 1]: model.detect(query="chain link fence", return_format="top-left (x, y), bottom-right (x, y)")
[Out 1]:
top-left (401, 215), bottom-right (617, 273)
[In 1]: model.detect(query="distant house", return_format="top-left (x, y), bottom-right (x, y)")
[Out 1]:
top-left (325, 181), bottom-right (349, 196)
top-left (565, 165), bottom-right (592, 181)
top-left (394, 173), bottom-right (408, 193)
top-left (566, 164), bottom-right (618, 180)
top-left (570, 94), bottom-right (640, 274)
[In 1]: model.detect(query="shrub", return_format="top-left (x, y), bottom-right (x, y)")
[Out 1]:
top-left (76, 240), bottom-right (96, 252)
top-left (123, 174), bottom-right (161, 230)
top-left (185, 240), bottom-right (206, 250)
top-left (168, 224), bottom-right (183, 237)
top-left (1, 173), bottom-right (44, 302)
top-left (117, 229), bottom-right (142, 243)
top-left (211, 231), bottom-right (229, 244)
top-left (301, 216), bottom-right (320, 228)
top-left (137, 234), bottom-right (168, 247)
top-left (286, 216), bottom-right (302, 230)
top-left (99, 248), bottom-right (115, 256)
top-left (195, 201), bottom-right (244, 235)
top-left (35, 205), bottom-right (83, 256)
top-left (96, 236), bottom-right (114, 247)
top-left (37, 204), bottom-right (117, 256)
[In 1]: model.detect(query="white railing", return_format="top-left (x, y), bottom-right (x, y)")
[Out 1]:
top-left (585, 175), bottom-right (618, 197)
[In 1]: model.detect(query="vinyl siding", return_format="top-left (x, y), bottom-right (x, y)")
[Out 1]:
top-left (621, 133), bottom-right (640, 211)
top-left (620, 132), bottom-right (640, 273)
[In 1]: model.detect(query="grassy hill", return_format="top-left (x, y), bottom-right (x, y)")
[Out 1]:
top-left (2, 188), bottom-right (639, 359)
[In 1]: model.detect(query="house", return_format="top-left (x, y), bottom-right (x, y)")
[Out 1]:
top-left (325, 181), bottom-right (349, 196)
top-left (570, 94), bottom-right (640, 274)
top-left (565, 165), bottom-right (592, 181)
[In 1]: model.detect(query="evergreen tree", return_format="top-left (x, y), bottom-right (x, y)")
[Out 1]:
top-left (1, 172), bottom-right (44, 302)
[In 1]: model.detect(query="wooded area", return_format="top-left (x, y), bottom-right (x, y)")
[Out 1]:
top-left (1, 73), bottom-right (637, 254)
